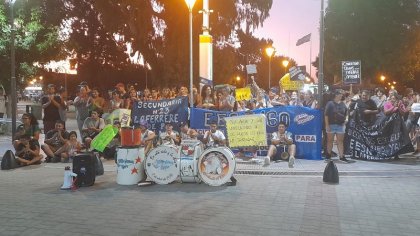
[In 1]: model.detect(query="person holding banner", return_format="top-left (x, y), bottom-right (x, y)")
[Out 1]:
top-left (324, 90), bottom-right (350, 163)
top-left (265, 121), bottom-right (296, 168)
top-left (355, 90), bottom-right (379, 126)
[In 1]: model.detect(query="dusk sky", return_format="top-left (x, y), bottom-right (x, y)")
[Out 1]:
top-left (254, 0), bottom-right (324, 79)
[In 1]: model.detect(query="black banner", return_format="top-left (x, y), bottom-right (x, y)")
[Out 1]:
top-left (342, 61), bottom-right (361, 84)
top-left (345, 113), bottom-right (414, 160)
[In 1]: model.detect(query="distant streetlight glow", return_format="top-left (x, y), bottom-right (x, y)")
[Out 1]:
top-left (282, 59), bottom-right (289, 74)
top-left (380, 75), bottom-right (386, 81)
top-left (184, 0), bottom-right (196, 108)
top-left (265, 46), bottom-right (275, 89)
top-left (392, 81), bottom-right (396, 85)
top-left (236, 76), bottom-right (240, 82)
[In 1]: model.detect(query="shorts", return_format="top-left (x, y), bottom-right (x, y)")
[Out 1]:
top-left (327, 124), bottom-right (345, 134)
top-left (274, 145), bottom-right (289, 161)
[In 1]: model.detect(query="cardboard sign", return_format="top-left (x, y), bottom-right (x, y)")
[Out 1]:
top-left (246, 64), bottom-right (257, 74)
top-left (225, 114), bottom-right (267, 148)
top-left (342, 61), bottom-right (361, 84)
top-left (91, 124), bottom-right (119, 152)
top-left (235, 87), bottom-right (252, 101)
top-left (289, 66), bottom-right (306, 81)
top-left (105, 109), bottom-right (131, 127)
top-left (280, 73), bottom-right (304, 91)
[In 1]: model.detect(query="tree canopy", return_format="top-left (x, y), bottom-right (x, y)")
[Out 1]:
top-left (323, 0), bottom-right (420, 88)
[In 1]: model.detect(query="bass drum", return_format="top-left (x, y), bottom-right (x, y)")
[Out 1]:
top-left (145, 146), bottom-right (179, 185)
top-left (116, 147), bottom-right (146, 185)
top-left (179, 140), bottom-right (203, 183)
top-left (198, 147), bottom-right (236, 186)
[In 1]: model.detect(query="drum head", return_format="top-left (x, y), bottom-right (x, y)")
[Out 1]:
top-left (198, 147), bottom-right (236, 186)
top-left (145, 146), bottom-right (179, 184)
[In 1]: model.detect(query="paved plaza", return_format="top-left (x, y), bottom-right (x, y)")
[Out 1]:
top-left (1, 103), bottom-right (420, 235)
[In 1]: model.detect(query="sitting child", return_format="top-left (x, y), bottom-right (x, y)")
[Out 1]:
top-left (54, 131), bottom-right (82, 162)
top-left (15, 134), bottom-right (42, 166)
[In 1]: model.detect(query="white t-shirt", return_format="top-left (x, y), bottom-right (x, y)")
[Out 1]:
top-left (204, 130), bottom-right (225, 147)
top-left (271, 131), bottom-right (293, 146)
top-left (159, 131), bottom-right (179, 146)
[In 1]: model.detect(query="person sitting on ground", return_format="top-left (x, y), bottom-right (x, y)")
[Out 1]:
top-left (138, 120), bottom-right (156, 155)
top-left (159, 123), bottom-right (180, 146)
top-left (179, 122), bottom-right (198, 141)
top-left (13, 113), bottom-right (41, 150)
top-left (82, 109), bottom-right (105, 149)
top-left (53, 131), bottom-right (82, 162)
top-left (42, 120), bottom-right (70, 163)
top-left (15, 134), bottom-right (42, 166)
top-left (202, 121), bottom-right (226, 148)
top-left (265, 121), bottom-right (296, 168)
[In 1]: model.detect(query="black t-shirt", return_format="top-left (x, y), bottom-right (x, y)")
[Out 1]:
top-left (356, 99), bottom-right (378, 124)
top-left (45, 129), bottom-right (69, 147)
top-left (41, 95), bottom-right (62, 122)
top-left (325, 101), bottom-right (347, 125)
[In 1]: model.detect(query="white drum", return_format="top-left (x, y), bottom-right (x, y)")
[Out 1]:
top-left (179, 140), bottom-right (203, 183)
top-left (145, 146), bottom-right (179, 185)
top-left (116, 147), bottom-right (146, 185)
top-left (198, 147), bottom-right (236, 186)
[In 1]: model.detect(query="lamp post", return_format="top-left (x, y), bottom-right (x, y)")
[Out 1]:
top-left (282, 59), bottom-right (289, 74)
top-left (9, 0), bottom-right (17, 137)
top-left (185, 0), bottom-right (196, 108)
top-left (265, 46), bottom-right (275, 90)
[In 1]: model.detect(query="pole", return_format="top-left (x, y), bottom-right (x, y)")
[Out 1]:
top-left (268, 56), bottom-right (271, 90)
top-left (309, 39), bottom-right (312, 79)
top-left (10, 1), bottom-right (17, 137)
top-left (145, 67), bottom-right (148, 89)
top-left (189, 9), bottom-right (193, 108)
top-left (318, 0), bottom-right (325, 108)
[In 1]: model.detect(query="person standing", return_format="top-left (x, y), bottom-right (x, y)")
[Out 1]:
top-left (41, 84), bottom-right (62, 133)
top-left (73, 86), bottom-right (90, 136)
top-left (0, 86), bottom-right (7, 118)
top-left (324, 89), bottom-right (351, 162)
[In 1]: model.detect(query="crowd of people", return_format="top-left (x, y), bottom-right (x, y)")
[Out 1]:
top-left (9, 79), bottom-right (420, 167)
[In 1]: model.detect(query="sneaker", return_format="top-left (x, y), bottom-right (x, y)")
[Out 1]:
top-left (288, 156), bottom-right (295, 168)
top-left (413, 150), bottom-right (420, 155)
top-left (44, 156), bottom-right (52, 163)
top-left (324, 152), bottom-right (331, 160)
top-left (264, 156), bottom-right (271, 166)
top-left (340, 157), bottom-right (351, 163)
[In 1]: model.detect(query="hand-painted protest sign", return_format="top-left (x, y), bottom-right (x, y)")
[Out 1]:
top-left (190, 106), bottom-right (322, 160)
top-left (246, 64), bottom-right (257, 74)
top-left (105, 109), bottom-right (131, 127)
top-left (289, 66), bottom-right (306, 81)
top-left (280, 73), bottom-right (304, 91)
top-left (91, 124), bottom-right (119, 152)
top-left (342, 60), bottom-right (361, 84)
top-left (131, 97), bottom-right (188, 133)
top-left (235, 87), bottom-right (252, 101)
top-left (345, 113), bottom-right (414, 160)
top-left (225, 114), bottom-right (267, 147)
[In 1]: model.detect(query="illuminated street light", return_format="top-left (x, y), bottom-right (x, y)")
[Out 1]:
top-left (380, 75), bottom-right (386, 81)
top-left (391, 85), bottom-right (395, 90)
top-left (282, 59), bottom-right (289, 74)
top-left (39, 76), bottom-right (43, 80)
top-left (265, 46), bottom-right (275, 89)
top-left (392, 81), bottom-right (396, 85)
top-left (184, 0), bottom-right (196, 108)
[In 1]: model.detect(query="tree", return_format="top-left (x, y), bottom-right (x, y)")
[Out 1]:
top-left (322, 0), bottom-right (420, 87)
top-left (0, 0), bottom-right (64, 91)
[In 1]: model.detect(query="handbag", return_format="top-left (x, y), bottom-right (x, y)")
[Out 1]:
top-left (323, 160), bottom-right (339, 183)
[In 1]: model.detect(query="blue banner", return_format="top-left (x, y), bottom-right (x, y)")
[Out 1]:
top-left (131, 97), bottom-right (189, 133)
top-left (191, 106), bottom-right (322, 160)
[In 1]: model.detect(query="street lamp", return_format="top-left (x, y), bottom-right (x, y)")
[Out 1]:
top-left (265, 46), bottom-right (275, 90)
top-left (9, 0), bottom-right (17, 137)
top-left (184, 0), bottom-right (196, 108)
top-left (236, 76), bottom-right (241, 87)
top-left (380, 75), bottom-right (386, 82)
top-left (282, 59), bottom-right (289, 74)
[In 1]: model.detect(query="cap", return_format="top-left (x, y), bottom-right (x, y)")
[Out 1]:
top-left (115, 83), bottom-right (124, 88)
top-left (270, 87), bottom-right (279, 94)
top-left (79, 81), bottom-right (88, 86)
top-left (47, 84), bottom-right (55, 88)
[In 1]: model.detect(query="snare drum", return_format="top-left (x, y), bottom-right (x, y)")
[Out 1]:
top-left (116, 147), bottom-right (146, 185)
top-left (145, 146), bottom-right (179, 184)
top-left (179, 140), bottom-right (203, 183)
top-left (198, 147), bottom-right (236, 186)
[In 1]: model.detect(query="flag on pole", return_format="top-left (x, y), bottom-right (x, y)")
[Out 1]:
top-left (296, 33), bottom-right (311, 46)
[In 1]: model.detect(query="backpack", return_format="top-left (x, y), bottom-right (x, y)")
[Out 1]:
top-left (333, 102), bottom-right (346, 124)
top-left (1, 150), bottom-right (18, 170)
top-left (323, 160), bottom-right (339, 184)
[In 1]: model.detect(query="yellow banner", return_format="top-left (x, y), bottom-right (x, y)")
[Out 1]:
top-left (91, 124), bottom-right (119, 152)
top-left (235, 87), bottom-right (252, 101)
top-left (225, 114), bottom-right (267, 148)
top-left (280, 73), bottom-right (304, 91)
